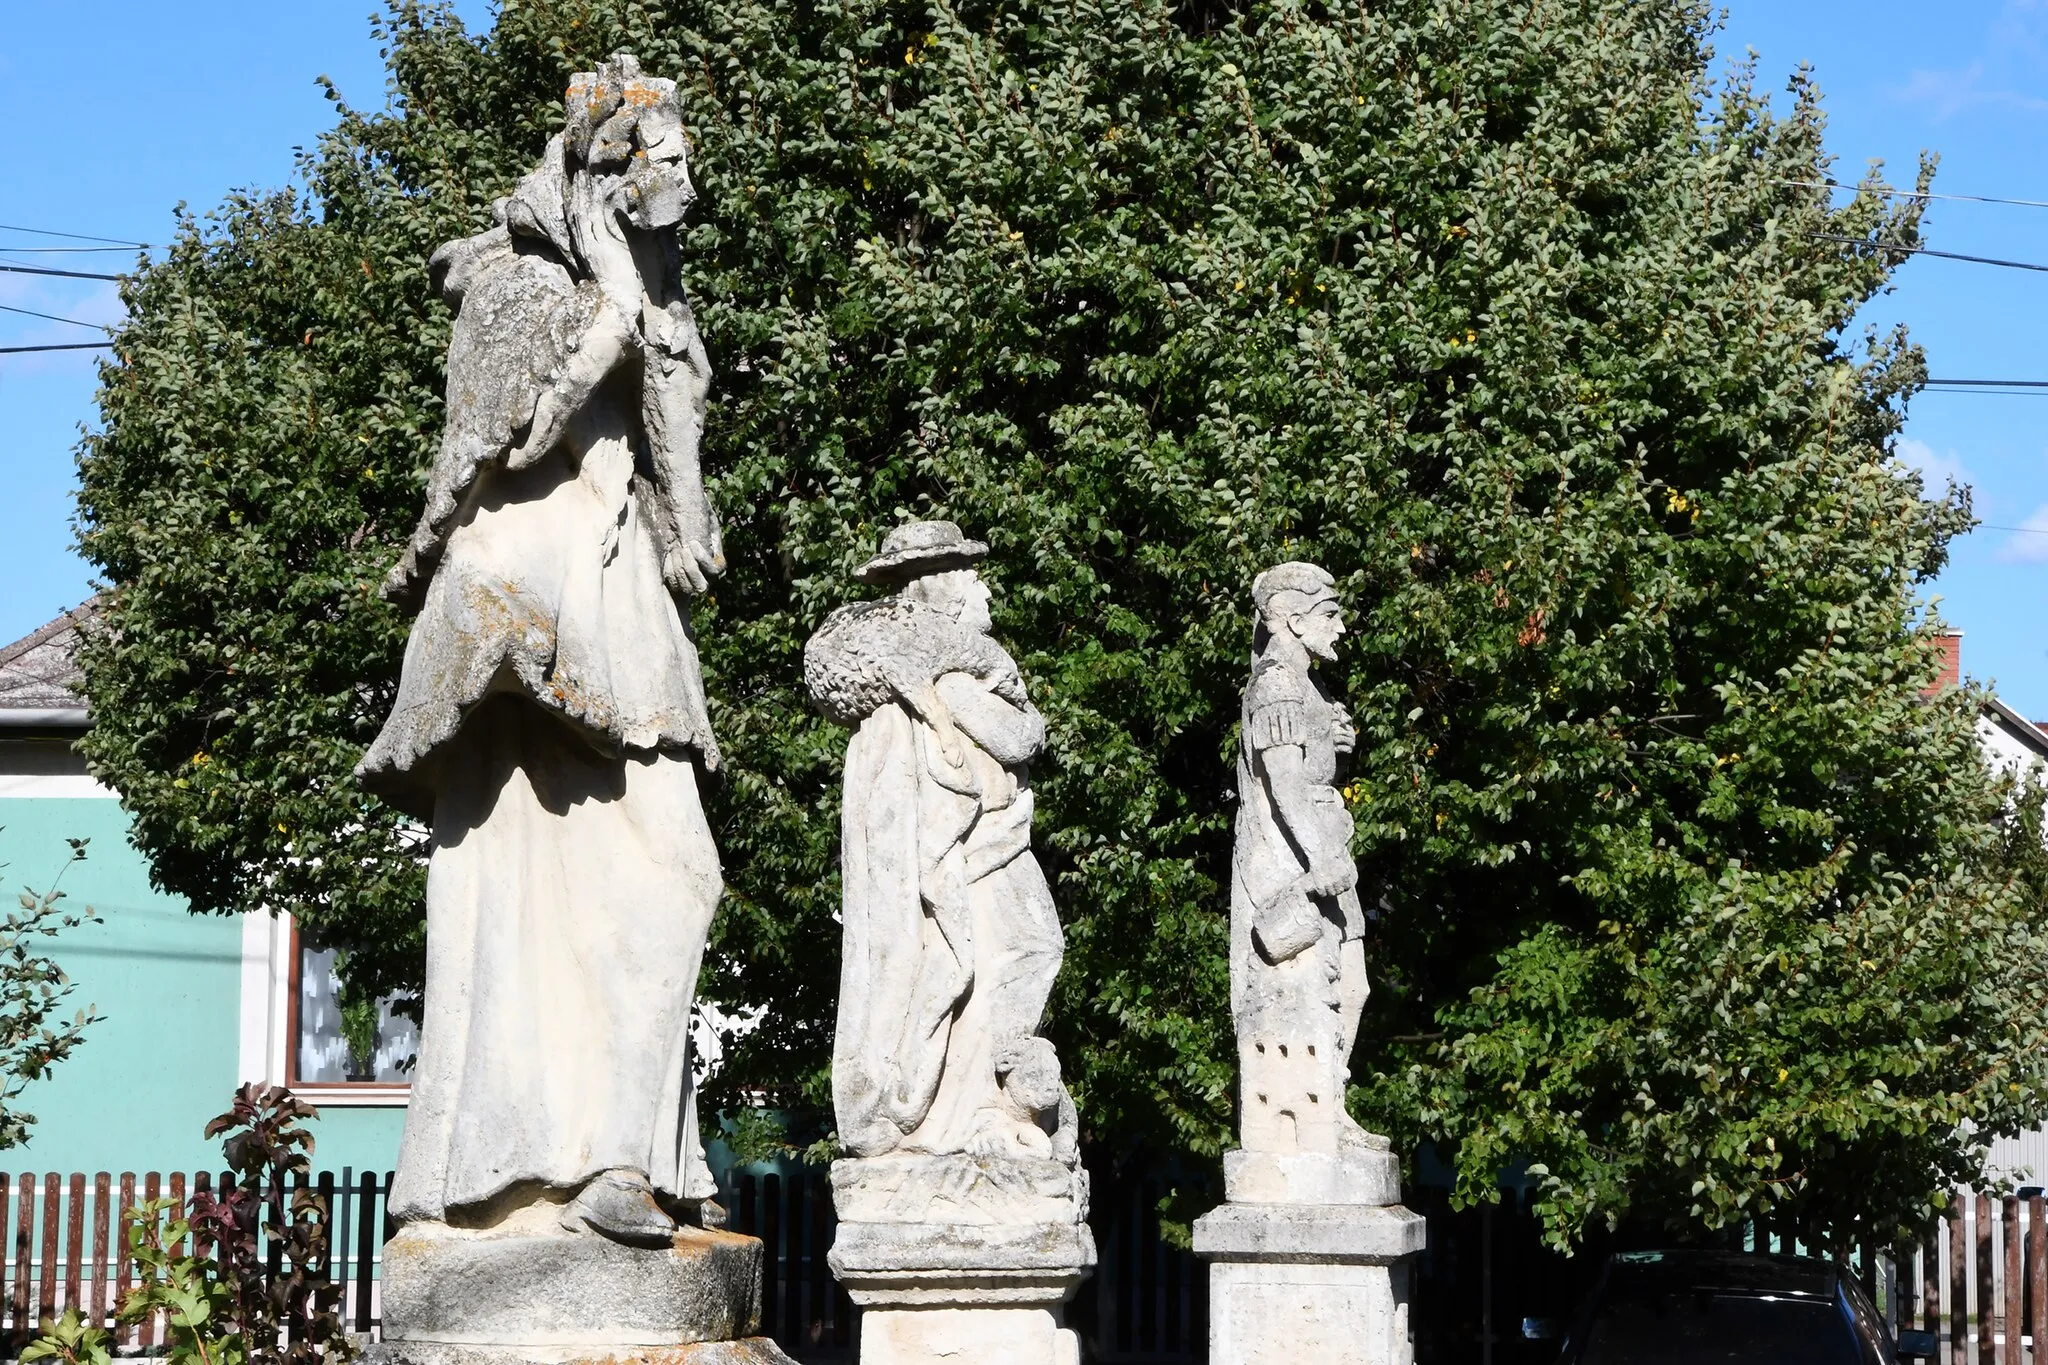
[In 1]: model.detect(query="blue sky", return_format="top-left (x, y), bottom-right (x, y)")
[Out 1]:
top-left (4, 4), bottom-right (2047, 710)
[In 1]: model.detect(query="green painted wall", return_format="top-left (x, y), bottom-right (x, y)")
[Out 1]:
top-left (0, 797), bottom-right (405, 1182)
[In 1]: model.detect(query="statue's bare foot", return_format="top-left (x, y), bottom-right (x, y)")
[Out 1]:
top-left (560, 1170), bottom-right (678, 1247)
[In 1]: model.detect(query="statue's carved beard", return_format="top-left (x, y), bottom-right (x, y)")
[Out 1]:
top-left (564, 166), bottom-right (690, 254)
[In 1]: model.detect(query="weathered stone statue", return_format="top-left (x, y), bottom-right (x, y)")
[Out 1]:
top-left (359, 53), bottom-right (787, 1365)
top-left (1230, 561), bottom-right (1376, 1166)
top-left (806, 521), bottom-right (1092, 1365)
top-left (1192, 562), bottom-right (1423, 1365)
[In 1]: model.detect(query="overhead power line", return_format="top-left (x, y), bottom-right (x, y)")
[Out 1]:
top-left (1783, 178), bottom-right (2048, 211)
top-left (0, 246), bottom-right (142, 254)
top-left (0, 263), bottom-right (121, 282)
top-left (1808, 233), bottom-right (2048, 274)
top-left (0, 342), bottom-right (112, 355)
top-left (0, 302), bottom-right (111, 331)
top-left (1922, 379), bottom-right (2048, 397)
top-left (0, 223), bottom-right (146, 247)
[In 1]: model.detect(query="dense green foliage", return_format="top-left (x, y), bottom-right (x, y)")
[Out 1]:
top-left (0, 839), bottom-right (102, 1150)
top-left (75, 0), bottom-right (2048, 1245)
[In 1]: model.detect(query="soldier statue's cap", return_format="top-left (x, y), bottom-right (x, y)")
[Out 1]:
top-left (1252, 561), bottom-right (1337, 616)
top-left (854, 520), bottom-right (990, 585)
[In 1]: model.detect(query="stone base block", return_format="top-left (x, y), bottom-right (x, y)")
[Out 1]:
top-left (829, 1218), bottom-right (1096, 1300)
top-left (856, 1307), bottom-right (1078, 1365)
top-left (381, 1214), bottom-right (764, 1350)
top-left (1223, 1149), bottom-right (1400, 1206)
top-left (1206, 1261), bottom-right (1413, 1365)
top-left (364, 1339), bottom-right (797, 1365)
top-left (1195, 1203), bottom-right (1424, 1365)
top-left (830, 1222), bottom-right (1091, 1365)
top-left (830, 1154), bottom-right (1089, 1226)
top-left (1193, 1201), bottom-right (1424, 1263)
top-left (829, 1154), bottom-right (1096, 1364)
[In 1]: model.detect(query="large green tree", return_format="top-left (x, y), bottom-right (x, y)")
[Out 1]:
top-left (74, 0), bottom-right (2048, 1245)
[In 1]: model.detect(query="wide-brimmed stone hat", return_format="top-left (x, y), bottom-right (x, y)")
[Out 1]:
top-left (854, 520), bottom-right (989, 585)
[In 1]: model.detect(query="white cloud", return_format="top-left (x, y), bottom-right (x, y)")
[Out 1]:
top-left (1997, 503), bottom-right (2048, 563)
top-left (1892, 62), bottom-right (2048, 120)
top-left (1994, 0), bottom-right (2048, 58)
top-left (1896, 436), bottom-right (1973, 493)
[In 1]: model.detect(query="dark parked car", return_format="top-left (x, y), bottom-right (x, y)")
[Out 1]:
top-left (1547, 1249), bottom-right (1937, 1364)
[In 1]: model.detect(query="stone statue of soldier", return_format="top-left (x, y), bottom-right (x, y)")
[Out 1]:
top-left (1231, 561), bottom-right (1379, 1163)
top-left (1193, 561), bottom-right (1422, 1365)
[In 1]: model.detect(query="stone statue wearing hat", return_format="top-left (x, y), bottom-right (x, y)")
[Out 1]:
top-left (805, 521), bottom-right (1077, 1164)
top-left (809, 523), bottom-right (1093, 1365)
top-left (1232, 561), bottom-right (1380, 1163)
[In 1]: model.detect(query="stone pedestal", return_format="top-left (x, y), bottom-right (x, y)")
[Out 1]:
top-left (829, 1155), bottom-right (1095, 1365)
top-left (368, 1207), bottom-right (797, 1365)
top-left (1193, 1152), bottom-right (1425, 1365)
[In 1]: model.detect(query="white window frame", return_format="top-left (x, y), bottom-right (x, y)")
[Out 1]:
top-left (237, 911), bottom-right (408, 1109)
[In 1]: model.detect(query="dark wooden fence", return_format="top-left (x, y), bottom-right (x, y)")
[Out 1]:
top-left (0, 1165), bottom-right (2027, 1364)
top-left (0, 1166), bottom-right (1203, 1361)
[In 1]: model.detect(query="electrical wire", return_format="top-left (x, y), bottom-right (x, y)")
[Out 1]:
top-left (1807, 233), bottom-right (2048, 274)
top-left (0, 223), bottom-right (146, 247)
top-left (0, 246), bottom-right (142, 254)
top-left (0, 264), bottom-right (121, 282)
top-left (0, 302), bottom-right (111, 331)
top-left (0, 342), bottom-right (111, 355)
top-left (1781, 178), bottom-right (2048, 211)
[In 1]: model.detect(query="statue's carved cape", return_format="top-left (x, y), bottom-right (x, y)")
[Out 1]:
top-left (358, 142), bottom-right (716, 820)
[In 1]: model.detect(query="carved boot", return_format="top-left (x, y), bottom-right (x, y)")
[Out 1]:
top-left (560, 1169), bottom-right (679, 1247)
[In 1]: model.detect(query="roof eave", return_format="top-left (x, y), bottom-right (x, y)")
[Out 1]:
top-left (0, 707), bottom-right (90, 732)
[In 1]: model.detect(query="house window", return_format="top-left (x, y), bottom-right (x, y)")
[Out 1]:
top-left (291, 935), bottom-right (418, 1087)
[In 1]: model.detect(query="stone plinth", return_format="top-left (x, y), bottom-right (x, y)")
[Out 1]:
top-left (370, 1210), bottom-right (796, 1365)
top-left (829, 1156), bottom-right (1095, 1365)
top-left (1224, 1148), bottom-right (1400, 1206)
top-left (367, 1342), bottom-right (796, 1365)
top-left (1193, 1156), bottom-right (1426, 1365)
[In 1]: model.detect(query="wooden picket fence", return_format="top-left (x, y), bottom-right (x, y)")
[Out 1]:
top-left (9, 1162), bottom-right (2038, 1364)
top-left (0, 1168), bottom-right (395, 1353)
top-left (1900, 1191), bottom-right (2048, 1365)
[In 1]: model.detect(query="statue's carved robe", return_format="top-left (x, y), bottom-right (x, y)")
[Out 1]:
top-left (360, 191), bottom-right (720, 1223)
top-left (833, 685), bottom-right (1060, 1160)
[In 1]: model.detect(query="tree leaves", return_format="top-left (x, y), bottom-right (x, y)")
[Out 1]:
top-left (71, 0), bottom-right (2047, 1247)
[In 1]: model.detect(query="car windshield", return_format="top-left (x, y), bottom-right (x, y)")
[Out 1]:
top-left (1577, 1289), bottom-right (1862, 1365)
